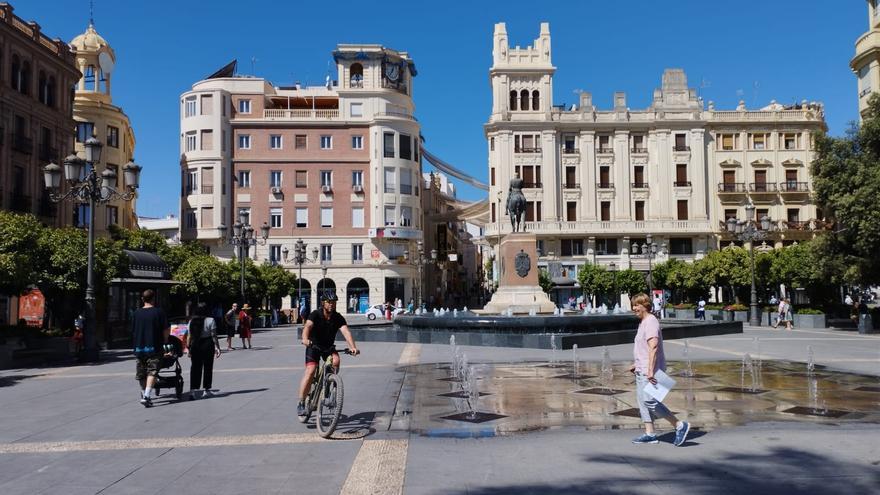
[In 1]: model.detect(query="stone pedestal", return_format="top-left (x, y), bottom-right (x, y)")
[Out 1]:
top-left (481, 232), bottom-right (556, 314)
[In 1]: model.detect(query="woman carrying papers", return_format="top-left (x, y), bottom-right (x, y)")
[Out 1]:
top-left (629, 293), bottom-right (691, 446)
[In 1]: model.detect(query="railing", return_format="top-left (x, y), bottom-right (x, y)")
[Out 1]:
top-left (596, 147), bottom-right (614, 154)
top-left (563, 182), bottom-right (580, 189)
top-left (779, 181), bottom-right (809, 192)
top-left (784, 220), bottom-right (807, 230)
top-left (631, 182), bottom-right (649, 189)
top-left (515, 147), bottom-right (542, 154)
top-left (710, 109), bottom-right (823, 122)
top-left (12, 135), bottom-right (32, 154)
top-left (631, 147), bottom-right (648, 154)
top-left (673, 181), bottom-right (692, 187)
top-left (375, 111), bottom-right (418, 121)
top-left (486, 219), bottom-right (712, 236)
top-left (523, 182), bottom-right (542, 188)
top-left (263, 109), bottom-right (339, 120)
top-left (39, 146), bottom-right (58, 162)
top-left (673, 145), bottom-right (690, 152)
top-left (748, 182), bottom-right (778, 193)
top-left (10, 194), bottom-right (31, 213)
top-left (201, 184), bottom-right (214, 194)
top-left (717, 182), bottom-right (746, 193)
top-left (596, 182), bottom-right (614, 189)
top-left (562, 148), bottom-right (578, 155)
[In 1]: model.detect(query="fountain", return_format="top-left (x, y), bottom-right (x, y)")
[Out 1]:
top-left (528, 308), bottom-right (536, 316)
top-left (463, 306), bottom-right (468, 313)
top-left (572, 344), bottom-right (579, 377)
top-left (466, 365), bottom-right (479, 419)
top-left (550, 334), bottom-right (558, 364)
top-left (453, 309), bottom-right (459, 318)
top-left (598, 304), bottom-right (608, 315)
top-left (612, 303), bottom-right (623, 314)
top-left (683, 339), bottom-right (694, 378)
top-left (807, 345), bottom-right (815, 374)
top-left (600, 346), bottom-right (614, 391)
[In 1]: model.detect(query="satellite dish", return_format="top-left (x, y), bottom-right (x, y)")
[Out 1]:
top-left (98, 52), bottom-right (114, 75)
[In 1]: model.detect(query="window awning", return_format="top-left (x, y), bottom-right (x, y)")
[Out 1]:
top-left (122, 249), bottom-right (171, 280)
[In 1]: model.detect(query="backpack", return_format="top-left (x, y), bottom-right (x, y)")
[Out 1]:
top-left (189, 316), bottom-right (206, 341)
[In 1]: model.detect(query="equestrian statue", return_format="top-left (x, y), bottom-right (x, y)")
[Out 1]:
top-left (506, 173), bottom-right (527, 233)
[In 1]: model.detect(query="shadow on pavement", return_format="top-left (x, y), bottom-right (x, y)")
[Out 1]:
top-left (446, 447), bottom-right (880, 494)
top-left (0, 374), bottom-right (34, 387)
top-left (208, 388), bottom-right (269, 398)
top-left (306, 411), bottom-right (380, 439)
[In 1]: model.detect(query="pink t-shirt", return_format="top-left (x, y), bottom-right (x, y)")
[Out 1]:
top-left (633, 314), bottom-right (665, 374)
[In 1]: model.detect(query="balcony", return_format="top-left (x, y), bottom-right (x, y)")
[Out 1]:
top-left (784, 220), bottom-right (808, 230)
top-left (515, 147), bottom-right (542, 154)
top-left (38, 146), bottom-right (58, 162)
top-left (523, 182), bottom-right (542, 189)
top-left (631, 147), bottom-right (648, 154)
top-left (486, 219), bottom-right (712, 237)
top-left (596, 147), bottom-right (614, 155)
top-left (596, 182), bottom-right (614, 190)
top-left (631, 182), bottom-right (649, 189)
top-left (779, 181), bottom-right (809, 193)
top-left (10, 194), bottom-right (31, 213)
top-left (12, 135), bottom-right (32, 154)
top-left (749, 182), bottom-right (778, 193)
top-left (717, 182), bottom-right (746, 193)
top-left (673, 181), bottom-right (692, 187)
top-left (263, 109), bottom-right (339, 120)
top-left (375, 111), bottom-right (418, 121)
top-left (673, 145), bottom-right (690, 152)
top-left (562, 147), bottom-right (578, 155)
top-left (201, 184), bottom-right (214, 194)
top-left (563, 182), bottom-right (580, 189)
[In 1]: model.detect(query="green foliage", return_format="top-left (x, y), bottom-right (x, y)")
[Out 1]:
top-left (673, 303), bottom-right (696, 309)
top-left (538, 268), bottom-right (553, 294)
top-left (811, 93), bottom-right (880, 284)
top-left (37, 227), bottom-right (124, 293)
top-left (109, 225), bottom-right (168, 254)
top-left (615, 269), bottom-right (646, 296)
top-left (173, 254), bottom-right (235, 303)
top-left (577, 263), bottom-right (611, 299)
top-left (795, 308), bottom-right (824, 315)
top-left (257, 262), bottom-right (297, 302)
top-left (0, 211), bottom-right (44, 296)
top-left (162, 241), bottom-right (209, 274)
top-left (723, 303), bottom-right (748, 311)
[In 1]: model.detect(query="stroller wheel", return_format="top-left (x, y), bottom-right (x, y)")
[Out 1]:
top-left (175, 377), bottom-right (184, 399)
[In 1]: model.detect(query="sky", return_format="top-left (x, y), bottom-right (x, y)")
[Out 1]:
top-left (15, 0), bottom-right (867, 217)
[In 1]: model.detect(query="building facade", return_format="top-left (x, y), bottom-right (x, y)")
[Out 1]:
top-left (852, 0), bottom-right (880, 118)
top-left (179, 45), bottom-right (422, 310)
top-left (69, 23), bottom-right (138, 232)
top-left (485, 23), bottom-right (827, 282)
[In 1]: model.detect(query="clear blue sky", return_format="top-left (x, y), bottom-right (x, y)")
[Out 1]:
top-left (17, 0), bottom-right (866, 217)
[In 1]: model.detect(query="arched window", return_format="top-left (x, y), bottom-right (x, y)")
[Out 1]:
top-left (20, 60), bottom-right (30, 95)
top-left (47, 76), bottom-right (56, 107)
top-left (349, 63), bottom-right (363, 88)
top-left (509, 90), bottom-right (518, 111)
top-left (38, 71), bottom-right (47, 105)
top-left (10, 54), bottom-right (20, 91)
top-left (520, 89), bottom-right (529, 111)
top-left (84, 65), bottom-right (96, 90)
top-left (532, 90), bottom-right (540, 111)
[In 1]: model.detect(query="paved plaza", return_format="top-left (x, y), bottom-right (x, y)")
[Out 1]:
top-left (0, 324), bottom-right (879, 494)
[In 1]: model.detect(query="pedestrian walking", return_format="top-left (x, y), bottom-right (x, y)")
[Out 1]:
top-left (187, 303), bottom-right (221, 400)
top-left (224, 303), bottom-right (239, 350)
top-left (696, 297), bottom-right (706, 320)
top-left (652, 294), bottom-right (663, 319)
top-left (349, 294), bottom-right (358, 314)
top-left (780, 297), bottom-right (793, 330)
top-left (629, 293), bottom-right (690, 446)
top-left (131, 289), bottom-right (171, 408)
top-left (239, 304), bottom-right (253, 349)
top-left (772, 298), bottom-right (785, 329)
top-left (71, 314), bottom-right (84, 356)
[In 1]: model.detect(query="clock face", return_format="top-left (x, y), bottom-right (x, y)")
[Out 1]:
top-left (385, 64), bottom-right (400, 82)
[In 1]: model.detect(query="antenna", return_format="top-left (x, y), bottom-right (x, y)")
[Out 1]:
top-left (250, 56), bottom-right (258, 75)
top-left (89, 0), bottom-right (95, 25)
top-left (752, 80), bottom-right (760, 106)
top-left (698, 77), bottom-right (711, 98)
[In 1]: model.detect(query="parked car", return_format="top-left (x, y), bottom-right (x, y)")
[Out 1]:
top-left (365, 304), bottom-right (405, 320)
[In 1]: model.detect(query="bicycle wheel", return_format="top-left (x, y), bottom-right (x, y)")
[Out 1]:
top-left (316, 373), bottom-right (344, 438)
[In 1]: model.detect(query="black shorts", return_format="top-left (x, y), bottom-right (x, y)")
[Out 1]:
top-left (305, 345), bottom-right (337, 365)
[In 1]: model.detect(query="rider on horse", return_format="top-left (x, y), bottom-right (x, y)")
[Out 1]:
top-left (506, 173), bottom-right (527, 233)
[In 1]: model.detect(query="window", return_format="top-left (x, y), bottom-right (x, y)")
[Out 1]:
top-left (560, 239), bottom-right (584, 257)
top-left (490, 137), bottom-right (495, 151)
top-left (563, 135), bottom-right (576, 153)
top-left (200, 94), bottom-right (213, 115)
top-left (632, 135), bottom-right (645, 152)
top-left (295, 134), bottom-right (307, 149)
top-left (185, 132), bottom-right (197, 152)
top-left (320, 244), bottom-right (332, 262)
top-left (222, 95), bottom-right (226, 116)
top-left (717, 133), bottom-right (738, 150)
top-left (384, 167), bottom-right (396, 193)
top-left (566, 201), bottom-right (577, 221)
top-left (724, 209), bottom-right (737, 220)
top-left (532, 90), bottom-right (540, 111)
top-left (787, 208), bottom-right (800, 223)
top-left (633, 166), bottom-right (645, 186)
top-left (222, 131), bottom-right (227, 152)
top-left (675, 164), bottom-right (688, 186)
top-left (509, 90), bottom-right (518, 111)
top-left (785, 169), bottom-right (798, 184)
top-left (750, 133), bottom-right (770, 150)
top-left (669, 238), bottom-right (693, 255)
top-left (238, 99), bottom-right (251, 114)
top-left (515, 134), bottom-right (541, 153)
top-left (318, 171), bottom-right (331, 187)
top-left (185, 208), bottom-right (197, 229)
top-left (520, 89), bottom-right (529, 110)
top-left (384, 132), bottom-right (395, 158)
top-left (677, 200), bottom-right (689, 220)
top-left (321, 207), bottom-right (333, 227)
top-left (200, 130), bottom-right (213, 150)
top-left (491, 203), bottom-right (496, 223)
top-left (238, 207), bottom-right (251, 226)
top-left (320, 135), bottom-right (332, 149)
top-left (600, 201), bottom-right (611, 221)
top-left (237, 170), bottom-right (250, 188)
top-left (754, 171), bottom-right (767, 191)
top-left (106, 206), bottom-right (118, 226)
top-left (384, 205), bottom-right (396, 226)
top-left (352, 170), bottom-right (363, 186)
top-left (597, 135), bottom-right (611, 152)
top-left (269, 244), bottom-right (282, 264)
top-left (270, 207), bottom-right (282, 228)
top-left (400, 206), bottom-right (413, 227)
top-left (491, 168), bottom-right (496, 186)
top-left (859, 65), bottom-right (872, 96)
top-left (674, 133), bottom-right (687, 150)
top-left (599, 166), bottom-right (610, 187)
top-left (270, 134), bottom-right (282, 149)
top-left (781, 133), bottom-right (800, 150)
top-left (400, 170), bottom-right (412, 195)
top-left (350, 63), bottom-right (364, 87)
top-left (352, 207), bottom-right (364, 228)
top-left (238, 134), bottom-right (251, 149)
top-left (635, 201), bottom-right (645, 221)
top-left (295, 170), bottom-right (307, 188)
top-left (270, 170), bottom-right (282, 188)
top-left (350, 102), bottom-right (363, 117)
top-left (295, 207), bottom-right (308, 228)
top-left (185, 97), bottom-right (197, 117)
top-left (76, 122), bottom-right (94, 143)
top-left (352, 135), bottom-right (363, 149)
top-left (400, 134), bottom-right (412, 160)
top-left (107, 126), bottom-right (119, 148)
top-left (596, 238), bottom-right (618, 255)
top-left (185, 169), bottom-right (198, 194)
top-left (352, 244), bottom-right (364, 263)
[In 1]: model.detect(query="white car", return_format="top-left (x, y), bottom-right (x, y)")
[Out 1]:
top-left (365, 304), bottom-right (406, 320)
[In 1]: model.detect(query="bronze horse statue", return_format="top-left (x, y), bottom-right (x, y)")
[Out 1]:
top-left (506, 174), bottom-right (527, 233)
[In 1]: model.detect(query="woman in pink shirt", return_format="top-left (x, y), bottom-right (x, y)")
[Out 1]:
top-left (629, 293), bottom-right (690, 446)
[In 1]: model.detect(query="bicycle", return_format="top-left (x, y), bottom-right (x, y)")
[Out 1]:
top-left (298, 344), bottom-right (356, 438)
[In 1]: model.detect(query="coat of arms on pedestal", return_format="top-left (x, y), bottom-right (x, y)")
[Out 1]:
top-left (515, 250), bottom-right (530, 278)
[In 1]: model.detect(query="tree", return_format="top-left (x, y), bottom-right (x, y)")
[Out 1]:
top-left (577, 263), bottom-right (611, 301)
top-left (258, 262), bottom-right (297, 308)
top-left (811, 93), bottom-right (880, 284)
top-left (173, 255), bottom-right (235, 304)
top-left (163, 241), bottom-right (209, 274)
top-left (0, 211), bottom-right (45, 296)
top-left (109, 225), bottom-right (169, 254)
top-left (615, 269), bottom-right (647, 297)
top-left (703, 247), bottom-right (750, 302)
top-left (538, 268), bottom-right (552, 294)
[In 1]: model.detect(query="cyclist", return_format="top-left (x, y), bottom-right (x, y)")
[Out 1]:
top-left (297, 294), bottom-right (359, 416)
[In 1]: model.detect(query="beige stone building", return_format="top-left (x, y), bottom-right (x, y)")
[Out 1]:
top-left (852, 0), bottom-right (880, 118)
top-left (179, 45), bottom-right (422, 310)
top-left (485, 23), bottom-right (827, 288)
top-left (68, 23), bottom-right (137, 232)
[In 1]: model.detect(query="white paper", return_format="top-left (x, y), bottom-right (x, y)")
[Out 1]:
top-left (642, 369), bottom-right (676, 402)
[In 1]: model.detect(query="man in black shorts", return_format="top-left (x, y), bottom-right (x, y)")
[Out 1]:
top-left (297, 294), bottom-right (359, 416)
top-left (132, 289), bottom-right (171, 407)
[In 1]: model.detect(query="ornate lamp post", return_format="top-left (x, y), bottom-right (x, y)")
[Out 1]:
top-left (726, 203), bottom-right (772, 326)
top-left (404, 240), bottom-right (437, 311)
top-left (283, 239), bottom-right (318, 322)
top-left (218, 212), bottom-right (268, 305)
top-left (42, 138), bottom-right (142, 361)
top-left (631, 234), bottom-right (666, 294)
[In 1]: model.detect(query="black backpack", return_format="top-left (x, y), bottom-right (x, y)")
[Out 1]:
top-left (189, 316), bottom-right (206, 341)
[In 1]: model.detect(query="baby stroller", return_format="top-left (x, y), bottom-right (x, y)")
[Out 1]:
top-left (154, 335), bottom-right (184, 400)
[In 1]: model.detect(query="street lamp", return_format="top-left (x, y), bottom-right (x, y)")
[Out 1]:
top-left (42, 140), bottom-right (141, 362)
top-left (219, 211), bottom-right (268, 305)
top-left (726, 203), bottom-right (772, 326)
top-left (630, 233), bottom-right (666, 294)
top-left (284, 239), bottom-right (319, 322)
top-left (404, 240), bottom-right (438, 311)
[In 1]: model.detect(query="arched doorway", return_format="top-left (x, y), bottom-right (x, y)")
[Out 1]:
top-left (346, 278), bottom-right (370, 314)
top-left (316, 278), bottom-right (337, 302)
top-left (293, 279), bottom-right (311, 322)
